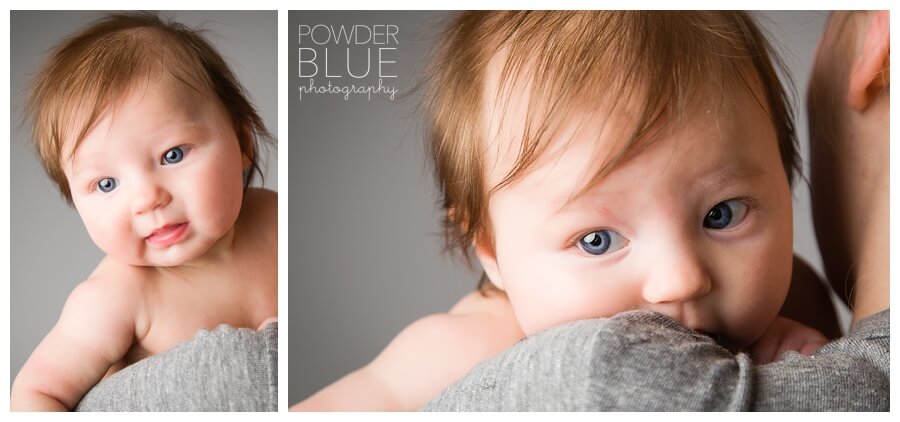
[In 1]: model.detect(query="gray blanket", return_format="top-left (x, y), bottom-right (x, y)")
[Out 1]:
top-left (76, 323), bottom-right (278, 412)
top-left (425, 310), bottom-right (889, 411)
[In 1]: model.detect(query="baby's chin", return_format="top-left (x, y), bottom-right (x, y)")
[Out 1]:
top-left (108, 244), bottom-right (210, 267)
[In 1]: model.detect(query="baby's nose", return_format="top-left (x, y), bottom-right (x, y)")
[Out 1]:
top-left (130, 179), bottom-right (171, 214)
top-left (641, 244), bottom-right (712, 305)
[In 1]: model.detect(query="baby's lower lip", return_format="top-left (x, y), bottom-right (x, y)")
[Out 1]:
top-left (146, 223), bottom-right (189, 247)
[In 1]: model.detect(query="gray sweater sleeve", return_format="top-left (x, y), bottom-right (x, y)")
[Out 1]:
top-left (424, 310), bottom-right (889, 411)
top-left (76, 323), bottom-right (278, 412)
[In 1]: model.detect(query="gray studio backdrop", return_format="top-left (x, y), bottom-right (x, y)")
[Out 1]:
top-left (288, 11), bottom-right (848, 404)
top-left (10, 11), bottom-right (277, 384)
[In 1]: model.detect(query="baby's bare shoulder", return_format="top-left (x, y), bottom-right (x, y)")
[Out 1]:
top-left (365, 303), bottom-right (523, 409)
top-left (80, 259), bottom-right (152, 333)
top-left (236, 188), bottom-right (277, 243)
top-left (450, 290), bottom-right (515, 317)
top-left (63, 278), bottom-right (139, 331)
top-left (87, 258), bottom-right (153, 299)
top-left (239, 188), bottom-right (277, 222)
top-left (390, 291), bottom-right (522, 363)
top-left (394, 310), bottom-right (518, 359)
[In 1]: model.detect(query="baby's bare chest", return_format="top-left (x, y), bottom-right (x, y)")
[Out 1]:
top-left (125, 263), bottom-right (276, 363)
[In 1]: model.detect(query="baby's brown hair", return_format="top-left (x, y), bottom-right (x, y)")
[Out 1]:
top-left (27, 12), bottom-right (270, 204)
top-left (423, 11), bottom-right (799, 293)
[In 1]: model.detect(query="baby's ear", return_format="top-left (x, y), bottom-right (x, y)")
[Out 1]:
top-left (848, 10), bottom-right (889, 111)
top-left (473, 235), bottom-right (504, 291)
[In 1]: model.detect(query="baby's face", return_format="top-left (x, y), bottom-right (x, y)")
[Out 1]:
top-left (62, 74), bottom-right (247, 267)
top-left (480, 83), bottom-right (793, 349)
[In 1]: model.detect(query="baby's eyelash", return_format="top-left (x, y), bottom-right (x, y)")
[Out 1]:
top-left (567, 227), bottom-right (612, 248)
top-left (727, 195), bottom-right (759, 210)
top-left (567, 229), bottom-right (597, 247)
top-left (88, 179), bottom-right (102, 193)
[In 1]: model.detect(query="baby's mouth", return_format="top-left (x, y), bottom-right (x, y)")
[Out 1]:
top-left (145, 222), bottom-right (189, 247)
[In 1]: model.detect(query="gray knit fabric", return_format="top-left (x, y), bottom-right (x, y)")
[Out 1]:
top-left (424, 310), bottom-right (889, 411)
top-left (76, 322), bottom-right (278, 412)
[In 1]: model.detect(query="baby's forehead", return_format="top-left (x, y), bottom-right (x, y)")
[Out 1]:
top-left (468, 15), bottom-right (784, 195)
top-left (479, 60), bottom-right (772, 200)
top-left (63, 73), bottom-right (216, 160)
top-left (68, 70), bottom-right (211, 126)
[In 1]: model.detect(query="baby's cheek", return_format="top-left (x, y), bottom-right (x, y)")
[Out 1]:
top-left (503, 266), bottom-right (567, 335)
top-left (85, 211), bottom-right (141, 263)
top-left (759, 233), bottom-right (793, 307)
top-left (728, 248), bottom-right (791, 346)
top-left (510, 264), bottom-right (633, 335)
top-left (191, 162), bottom-right (243, 229)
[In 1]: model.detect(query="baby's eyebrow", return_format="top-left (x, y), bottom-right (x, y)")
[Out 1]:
top-left (67, 143), bottom-right (107, 178)
top-left (550, 185), bottom-right (622, 216)
top-left (694, 164), bottom-right (767, 190)
top-left (69, 156), bottom-right (93, 178)
top-left (551, 161), bottom-right (768, 216)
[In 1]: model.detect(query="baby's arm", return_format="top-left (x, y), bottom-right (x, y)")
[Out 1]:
top-left (749, 316), bottom-right (828, 364)
top-left (11, 277), bottom-right (141, 411)
top-left (293, 292), bottom-right (522, 411)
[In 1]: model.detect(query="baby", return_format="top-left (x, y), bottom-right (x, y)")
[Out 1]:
top-left (294, 11), bottom-right (828, 411)
top-left (11, 13), bottom-right (277, 411)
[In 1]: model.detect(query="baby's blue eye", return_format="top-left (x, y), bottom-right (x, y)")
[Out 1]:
top-left (162, 146), bottom-right (186, 165)
top-left (703, 199), bottom-right (749, 230)
top-left (97, 178), bottom-right (118, 193)
top-left (578, 230), bottom-right (627, 255)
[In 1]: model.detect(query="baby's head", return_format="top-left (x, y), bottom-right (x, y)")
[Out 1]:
top-left (27, 12), bottom-right (270, 267)
top-left (426, 11), bottom-right (799, 349)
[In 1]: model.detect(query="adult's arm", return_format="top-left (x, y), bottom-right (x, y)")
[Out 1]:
top-left (424, 310), bottom-right (888, 411)
top-left (75, 323), bottom-right (278, 412)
